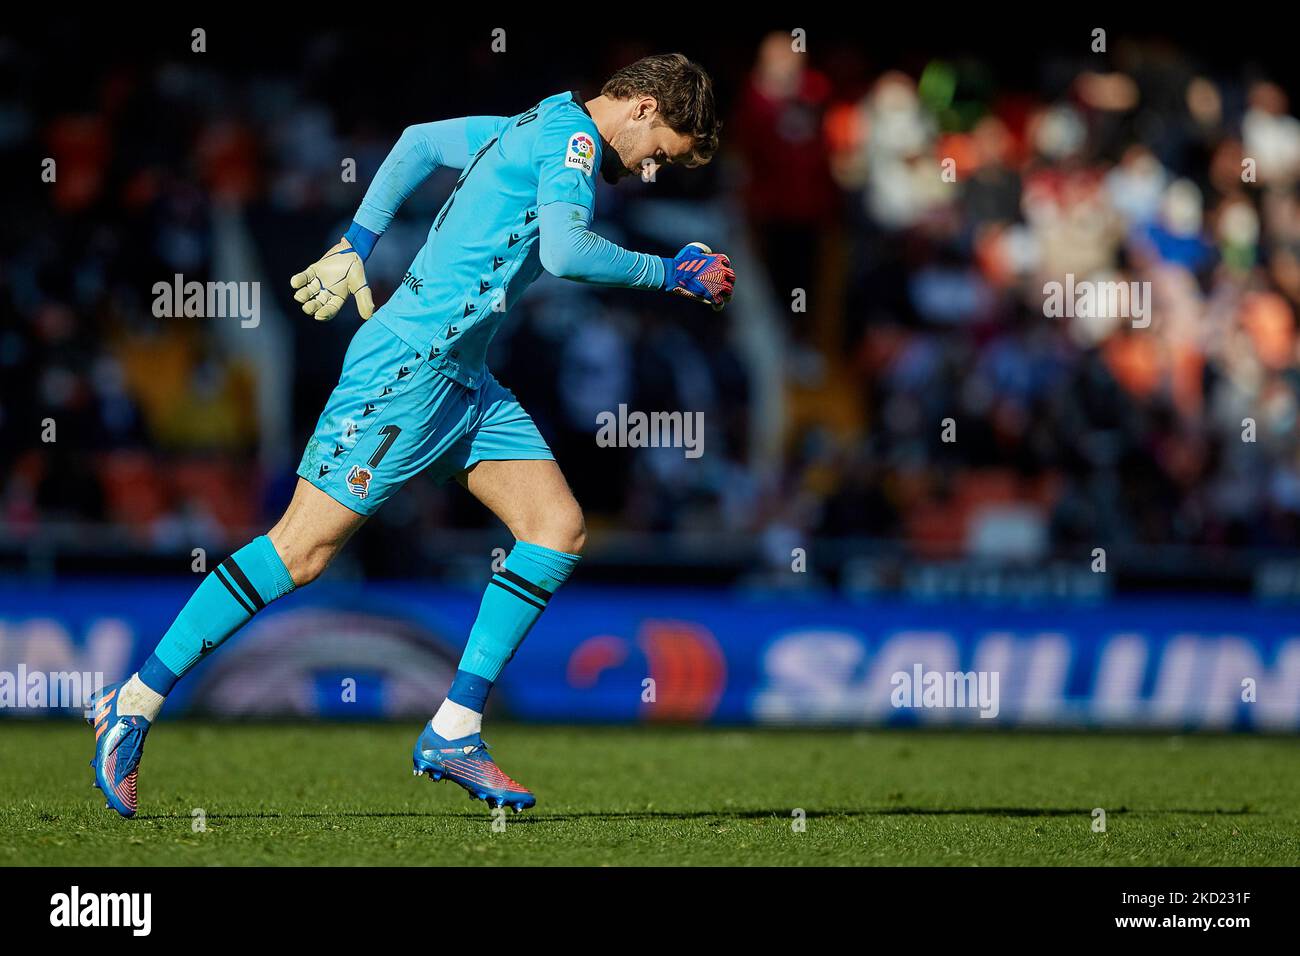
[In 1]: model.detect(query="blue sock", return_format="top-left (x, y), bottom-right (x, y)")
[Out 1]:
top-left (459, 540), bottom-right (581, 685)
top-left (446, 669), bottom-right (493, 712)
top-left (141, 535), bottom-right (296, 693)
top-left (138, 652), bottom-right (181, 696)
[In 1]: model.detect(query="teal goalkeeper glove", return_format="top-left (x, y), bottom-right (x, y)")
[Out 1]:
top-left (663, 242), bottom-right (736, 311)
top-left (289, 238), bottom-right (375, 321)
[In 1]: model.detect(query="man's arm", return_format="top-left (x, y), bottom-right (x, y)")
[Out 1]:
top-left (290, 115), bottom-right (503, 320)
top-left (348, 115), bottom-right (504, 255)
top-left (533, 118), bottom-right (662, 287)
top-left (536, 201), bottom-right (664, 288)
top-left (532, 117), bottom-right (733, 308)
top-left (537, 204), bottom-right (735, 308)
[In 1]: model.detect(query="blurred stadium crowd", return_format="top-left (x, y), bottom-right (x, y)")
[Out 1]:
top-left (4, 26), bottom-right (1300, 577)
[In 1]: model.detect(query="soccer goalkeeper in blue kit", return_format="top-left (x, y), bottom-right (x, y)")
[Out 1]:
top-left (89, 54), bottom-right (735, 816)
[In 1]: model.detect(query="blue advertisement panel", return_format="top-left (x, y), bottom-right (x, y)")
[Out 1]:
top-left (0, 579), bottom-right (1296, 730)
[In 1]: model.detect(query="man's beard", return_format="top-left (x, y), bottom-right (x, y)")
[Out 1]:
top-left (600, 129), bottom-right (631, 184)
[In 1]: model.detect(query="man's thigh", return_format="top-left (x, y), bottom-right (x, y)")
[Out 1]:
top-left (268, 476), bottom-right (369, 580)
top-left (297, 318), bottom-right (467, 513)
top-left (443, 373), bottom-right (578, 545)
top-left (432, 372), bottom-right (555, 484)
top-left (457, 459), bottom-right (583, 549)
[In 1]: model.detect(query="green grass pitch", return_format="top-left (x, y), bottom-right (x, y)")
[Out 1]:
top-left (1, 723), bottom-right (1295, 866)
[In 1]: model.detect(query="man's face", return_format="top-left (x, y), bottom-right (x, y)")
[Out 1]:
top-left (603, 97), bottom-right (697, 184)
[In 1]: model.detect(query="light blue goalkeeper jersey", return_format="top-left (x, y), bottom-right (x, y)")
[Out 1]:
top-left (352, 91), bottom-right (665, 389)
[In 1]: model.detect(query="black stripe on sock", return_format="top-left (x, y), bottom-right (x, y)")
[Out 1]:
top-left (489, 577), bottom-right (546, 610)
top-left (215, 567), bottom-right (256, 615)
top-left (221, 557), bottom-right (265, 611)
top-left (497, 568), bottom-right (552, 603)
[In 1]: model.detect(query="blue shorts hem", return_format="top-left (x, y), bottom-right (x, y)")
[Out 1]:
top-left (295, 462), bottom-right (380, 516)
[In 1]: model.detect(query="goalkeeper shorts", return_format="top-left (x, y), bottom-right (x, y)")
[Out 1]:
top-left (296, 316), bottom-right (554, 515)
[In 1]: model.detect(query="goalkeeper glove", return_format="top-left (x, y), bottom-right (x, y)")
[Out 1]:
top-left (289, 237), bottom-right (375, 321)
top-left (663, 242), bottom-right (735, 311)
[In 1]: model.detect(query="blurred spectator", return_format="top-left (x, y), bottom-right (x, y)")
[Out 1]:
top-left (735, 31), bottom-right (843, 354)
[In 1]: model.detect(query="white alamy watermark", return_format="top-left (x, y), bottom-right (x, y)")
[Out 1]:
top-left (153, 274), bottom-right (260, 328)
top-left (49, 886), bottom-right (151, 936)
top-left (1043, 273), bottom-right (1151, 328)
top-left (0, 666), bottom-right (103, 712)
top-left (595, 404), bottom-right (704, 459)
top-left (890, 664), bottom-right (1000, 718)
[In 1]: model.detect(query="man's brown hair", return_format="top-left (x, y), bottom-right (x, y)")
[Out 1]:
top-left (601, 53), bottom-right (719, 165)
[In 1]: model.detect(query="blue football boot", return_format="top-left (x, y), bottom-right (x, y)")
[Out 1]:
top-left (412, 723), bottom-right (536, 813)
top-left (88, 681), bottom-right (151, 818)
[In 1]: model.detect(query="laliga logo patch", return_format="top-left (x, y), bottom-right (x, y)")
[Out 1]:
top-left (346, 464), bottom-right (373, 499)
top-left (566, 132), bottom-right (595, 176)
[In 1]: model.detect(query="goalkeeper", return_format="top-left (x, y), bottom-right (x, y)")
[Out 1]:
top-left (90, 54), bottom-right (732, 817)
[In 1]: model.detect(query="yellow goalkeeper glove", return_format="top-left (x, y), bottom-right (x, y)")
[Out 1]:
top-left (289, 238), bottom-right (375, 321)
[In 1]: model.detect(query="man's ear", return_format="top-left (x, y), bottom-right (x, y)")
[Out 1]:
top-left (632, 95), bottom-right (658, 121)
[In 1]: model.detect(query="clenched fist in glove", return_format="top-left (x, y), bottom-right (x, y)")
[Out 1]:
top-left (664, 242), bottom-right (735, 312)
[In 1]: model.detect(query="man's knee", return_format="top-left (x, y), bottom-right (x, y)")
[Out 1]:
top-left (564, 508), bottom-right (588, 555)
top-left (265, 521), bottom-right (338, 588)
top-left (520, 502), bottom-right (586, 555)
top-left (266, 479), bottom-right (365, 587)
top-left (275, 539), bottom-right (335, 587)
